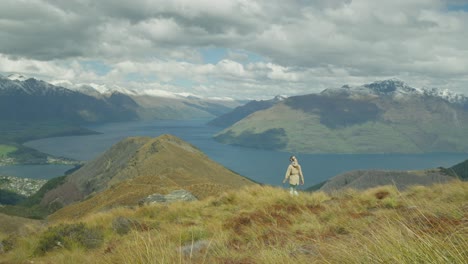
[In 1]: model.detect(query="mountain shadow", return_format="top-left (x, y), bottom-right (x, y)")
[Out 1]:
top-left (284, 94), bottom-right (382, 128)
top-left (208, 96), bottom-right (284, 128)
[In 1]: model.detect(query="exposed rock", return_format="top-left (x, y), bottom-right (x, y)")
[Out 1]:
top-left (179, 240), bottom-right (210, 258)
top-left (112, 216), bottom-right (133, 235)
top-left (112, 217), bottom-right (154, 235)
top-left (290, 244), bottom-right (318, 257)
top-left (141, 189), bottom-right (197, 205)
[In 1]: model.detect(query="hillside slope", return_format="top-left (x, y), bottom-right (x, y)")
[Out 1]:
top-left (440, 159), bottom-right (468, 180)
top-left (132, 95), bottom-right (240, 120)
top-left (1, 181), bottom-right (466, 263)
top-left (41, 134), bottom-right (254, 218)
top-left (215, 80), bottom-right (468, 153)
top-left (0, 76), bottom-right (139, 123)
top-left (0, 213), bottom-right (41, 237)
top-left (318, 169), bottom-right (454, 192)
top-left (208, 95), bottom-right (286, 128)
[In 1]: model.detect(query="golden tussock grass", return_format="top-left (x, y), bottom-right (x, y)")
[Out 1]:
top-left (1, 180), bottom-right (467, 264)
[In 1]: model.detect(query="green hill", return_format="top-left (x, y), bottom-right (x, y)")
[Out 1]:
top-left (208, 96), bottom-right (284, 128)
top-left (41, 134), bottom-right (255, 219)
top-left (440, 159), bottom-right (468, 180)
top-left (215, 80), bottom-right (468, 153)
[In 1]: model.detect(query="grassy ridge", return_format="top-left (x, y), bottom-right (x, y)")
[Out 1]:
top-left (0, 180), bottom-right (466, 263)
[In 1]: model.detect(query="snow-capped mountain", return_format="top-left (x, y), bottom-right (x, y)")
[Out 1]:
top-left (321, 79), bottom-right (468, 105)
top-left (50, 80), bottom-right (140, 97)
top-left (0, 75), bottom-right (139, 123)
top-left (7, 73), bottom-right (29, 82)
top-left (272, 94), bottom-right (288, 102)
top-left (215, 79), bottom-right (468, 154)
top-left (0, 74), bottom-right (75, 96)
top-left (0, 74), bottom-right (242, 121)
top-left (422, 87), bottom-right (468, 105)
top-left (51, 79), bottom-right (238, 102)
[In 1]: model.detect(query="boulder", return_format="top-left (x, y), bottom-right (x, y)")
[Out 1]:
top-left (140, 189), bottom-right (197, 205)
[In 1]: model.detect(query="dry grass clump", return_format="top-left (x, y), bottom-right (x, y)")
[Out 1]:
top-left (1, 181), bottom-right (467, 263)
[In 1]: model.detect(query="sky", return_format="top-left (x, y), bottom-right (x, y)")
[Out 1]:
top-left (0, 0), bottom-right (467, 99)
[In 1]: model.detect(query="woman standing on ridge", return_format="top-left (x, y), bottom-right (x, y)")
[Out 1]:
top-left (283, 155), bottom-right (304, 196)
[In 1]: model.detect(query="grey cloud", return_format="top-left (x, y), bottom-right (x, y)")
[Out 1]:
top-left (0, 0), bottom-right (310, 60)
top-left (1, 0), bottom-right (467, 97)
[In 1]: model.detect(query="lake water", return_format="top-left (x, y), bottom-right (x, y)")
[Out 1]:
top-left (1, 119), bottom-right (466, 189)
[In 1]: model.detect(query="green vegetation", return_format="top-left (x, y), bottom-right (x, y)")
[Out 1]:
top-left (21, 176), bottom-right (67, 207)
top-left (215, 128), bottom-right (287, 150)
top-left (440, 159), bottom-right (468, 180)
top-left (0, 181), bottom-right (466, 263)
top-left (35, 223), bottom-right (104, 256)
top-left (0, 121), bottom-right (94, 165)
top-left (216, 96), bottom-right (468, 153)
top-left (0, 189), bottom-right (26, 205)
top-left (0, 176), bottom-right (67, 219)
top-left (0, 178), bottom-right (11, 185)
top-left (0, 144), bottom-right (17, 158)
top-left (284, 94), bottom-right (382, 128)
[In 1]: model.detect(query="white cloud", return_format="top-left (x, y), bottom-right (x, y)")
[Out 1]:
top-left (0, 0), bottom-right (467, 98)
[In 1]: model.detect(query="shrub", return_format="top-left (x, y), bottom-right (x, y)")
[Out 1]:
top-left (180, 226), bottom-right (210, 244)
top-left (112, 216), bottom-right (154, 235)
top-left (0, 189), bottom-right (26, 205)
top-left (0, 235), bottom-right (16, 253)
top-left (35, 223), bottom-right (103, 255)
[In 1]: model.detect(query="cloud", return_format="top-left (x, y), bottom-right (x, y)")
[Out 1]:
top-left (0, 0), bottom-right (467, 98)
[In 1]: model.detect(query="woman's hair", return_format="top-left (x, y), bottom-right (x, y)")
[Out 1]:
top-left (289, 155), bottom-right (296, 162)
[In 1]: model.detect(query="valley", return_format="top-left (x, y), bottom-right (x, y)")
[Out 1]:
top-left (0, 74), bottom-right (241, 166)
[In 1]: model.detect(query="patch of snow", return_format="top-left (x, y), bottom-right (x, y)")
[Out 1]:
top-left (206, 96), bottom-right (236, 101)
top-left (7, 73), bottom-right (29, 81)
top-left (321, 79), bottom-right (467, 105)
top-left (139, 89), bottom-right (179, 98)
top-left (273, 95), bottom-right (288, 101)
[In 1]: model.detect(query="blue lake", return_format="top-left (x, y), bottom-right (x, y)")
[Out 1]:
top-left (1, 119), bottom-right (466, 189)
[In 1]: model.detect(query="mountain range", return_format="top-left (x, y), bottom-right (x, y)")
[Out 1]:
top-left (51, 78), bottom-right (243, 120)
top-left (0, 75), bottom-right (139, 123)
top-left (0, 74), bottom-right (242, 123)
top-left (214, 79), bottom-right (468, 153)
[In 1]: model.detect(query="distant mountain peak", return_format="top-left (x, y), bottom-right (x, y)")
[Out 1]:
top-left (272, 95), bottom-right (287, 102)
top-left (323, 79), bottom-right (467, 105)
top-left (7, 73), bottom-right (29, 81)
top-left (363, 79), bottom-right (421, 95)
top-left (423, 87), bottom-right (468, 104)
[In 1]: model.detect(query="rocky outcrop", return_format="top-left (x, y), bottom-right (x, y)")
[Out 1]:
top-left (140, 189), bottom-right (197, 205)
